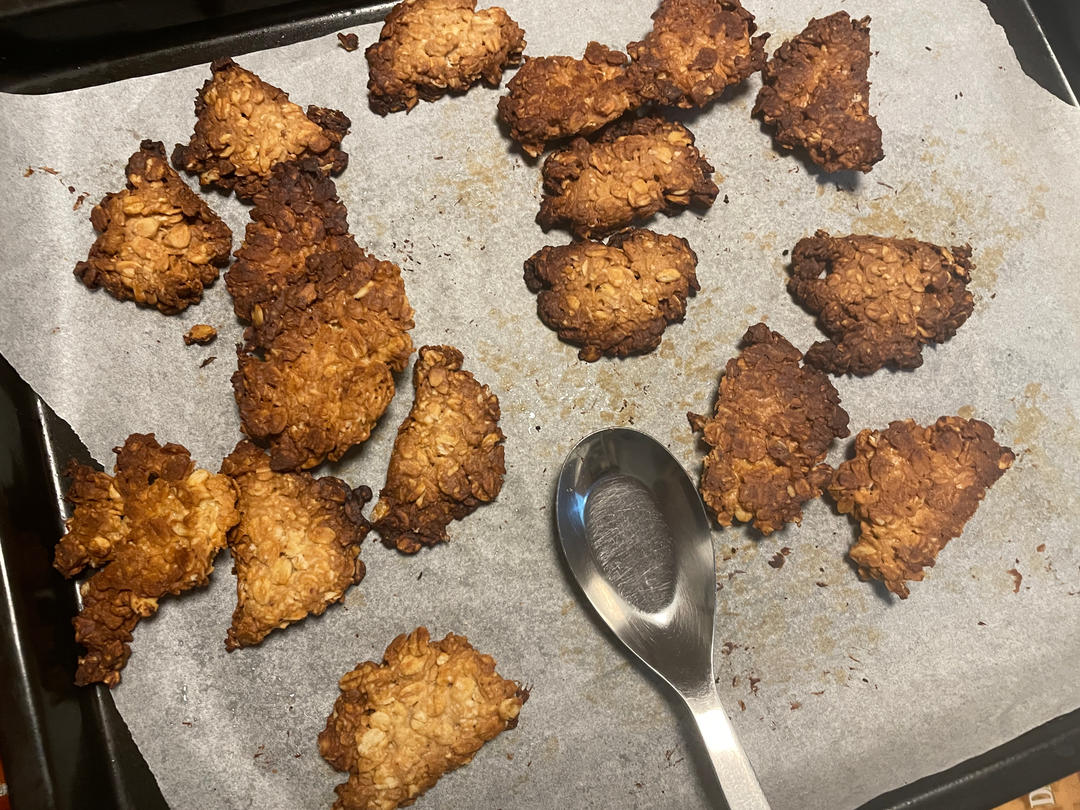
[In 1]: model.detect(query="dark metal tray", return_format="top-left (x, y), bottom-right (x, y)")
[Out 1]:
top-left (0, 1), bottom-right (1077, 807)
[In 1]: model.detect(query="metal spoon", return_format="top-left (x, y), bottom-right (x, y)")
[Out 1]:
top-left (556, 427), bottom-right (770, 810)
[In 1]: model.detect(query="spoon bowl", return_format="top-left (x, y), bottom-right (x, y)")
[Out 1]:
top-left (556, 427), bottom-right (770, 810)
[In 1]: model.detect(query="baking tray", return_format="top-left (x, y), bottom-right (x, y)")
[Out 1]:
top-left (0, 1), bottom-right (1078, 808)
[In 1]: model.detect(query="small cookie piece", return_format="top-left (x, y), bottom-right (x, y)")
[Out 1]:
top-left (753, 12), bottom-right (883, 172)
top-left (372, 346), bottom-right (504, 553)
top-left (54, 434), bottom-right (238, 686)
top-left (789, 230), bottom-right (975, 376)
top-left (233, 240), bottom-right (415, 472)
top-left (497, 42), bottom-right (640, 157)
top-left (74, 140), bottom-right (232, 314)
top-left (318, 627), bottom-right (527, 810)
top-left (220, 441), bottom-right (372, 649)
top-left (688, 324), bottom-right (850, 534)
top-left (524, 229), bottom-right (699, 361)
top-left (627, 0), bottom-right (768, 108)
top-left (538, 116), bottom-right (718, 238)
top-left (226, 159), bottom-right (354, 323)
top-left (338, 32), bottom-right (360, 52)
top-left (829, 417), bottom-right (1014, 598)
top-left (172, 58), bottom-right (350, 199)
top-left (184, 324), bottom-right (217, 345)
top-left (366, 0), bottom-right (525, 115)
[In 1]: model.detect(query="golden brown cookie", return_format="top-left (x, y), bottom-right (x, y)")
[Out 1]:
top-left (789, 230), bottom-right (975, 376)
top-left (497, 41), bottom-right (640, 157)
top-left (54, 434), bottom-right (238, 686)
top-left (220, 441), bottom-right (372, 649)
top-left (318, 627), bottom-right (527, 810)
top-left (232, 235), bottom-right (415, 472)
top-left (524, 229), bottom-right (699, 361)
top-left (753, 12), bottom-right (883, 172)
top-left (372, 346), bottom-right (504, 553)
top-left (366, 0), bottom-right (525, 115)
top-left (829, 417), bottom-right (1014, 598)
top-left (74, 140), bottom-right (231, 314)
top-left (225, 158), bottom-right (354, 323)
top-left (538, 116), bottom-right (718, 238)
top-left (688, 324), bottom-right (850, 535)
top-left (627, 0), bottom-right (768, 108)
top-left (172, 58), bottom-right (350, 199)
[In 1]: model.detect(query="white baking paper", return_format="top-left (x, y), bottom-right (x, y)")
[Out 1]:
top-left (1, 1), bottom-right (1078, 808)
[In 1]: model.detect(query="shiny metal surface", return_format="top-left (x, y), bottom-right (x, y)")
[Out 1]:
top-left (556, 428), bottom-right (770, 810)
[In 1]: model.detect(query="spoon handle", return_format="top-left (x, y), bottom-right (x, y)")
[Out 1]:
top-left (683, 689), bottom-right (771, 810)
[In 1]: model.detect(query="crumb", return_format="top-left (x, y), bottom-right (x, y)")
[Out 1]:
top-left (767, 552), bottom-right (785, 569)
top-left (220, 441), bottom-right (372, 649)
top-left (318, 627), bottom-right (526, 810)
top-left (829, 417), bottom-right (1014, 598)
top-left (337, 32), bottom-right (360, 51)
top-left (184, 324), bottom-right (217, 346)
top-left (498, 41), bottom-right (639, 157)
top-left (366, 0), bottom-right (525, 115)
top-left (523, 228), bottom-right (698, 361)
top-left (73, 193), bottom-right (89, 211)
top-left (1007, 568), bottom-right (1022, 593)
top-left (627, 0), bottom-right (767, 108)
top-left (538, 116), bottom-right (718, 238)
top-left (688, 323), bottom-right (850, 534)
top-left (54, 434), bottom-right (238, 686)
top-left (753, 12), bottom-right (883, 172)
top-left (74, 141), bottom-right (232, 314)
top-left (173, 58), bottom-right (350, 199)
top-left (372, 346), bottom-right (504, 553)
top-left (789, 230), bottom-right (975, 375)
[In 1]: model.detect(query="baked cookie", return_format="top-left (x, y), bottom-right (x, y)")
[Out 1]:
top-left (232, 236), bottom-right (415, 471)
top-left (226, 158), bottom-right (354, 323)
top-left (74, 140), bottom-right (231, 314)
top-left (789, 230), bottom-right (975, 376)
top-left (366, 0), bottom-right (525, 114)
top-left (372, 346), bottom-right (504, 553)
top-left (829, 417), bottom-right (1014, 598)
top-left (538, 116), bottom-right (718, 238)
top-left (498, 41), bottom-right (640, 157)
top-left (524, 228), bottom-right (698, 361)
top-left (172, 58), bottom-right (350, 198)
top-left (54, 434), bottom-right (238, 686)
top-left (220, 441), bottom-right (372, 649)
top-left (753, 12), bottom-right (883, 172)
top-left (318, 627), bottom-right (527, 810)
top-left (627, 0), bottom-right (767, 108)
top-left (688, 324), bottom-right (850, 534)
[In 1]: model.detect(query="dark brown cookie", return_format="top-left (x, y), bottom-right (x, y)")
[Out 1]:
top-left (829, 417), bottom-right (1014, 598)
top-left (54, 434), bottom-right (238, 686)
top-left (498, 41), bottom-right (640, 157)
top-left (789, 230), bottom-right (975, 376)
top-left (688, 324), bottom-right (850, 535)
top-left (627, 0), bottom-right (768, 108)
top-left (753, 12), bottom-right (883, 172)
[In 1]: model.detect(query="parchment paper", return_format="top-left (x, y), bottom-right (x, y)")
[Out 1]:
top-left (1, 2), bottom-right (1078, 807)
